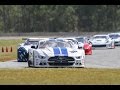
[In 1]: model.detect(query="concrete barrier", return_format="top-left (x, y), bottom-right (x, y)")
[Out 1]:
top-left (0, 31), bottom-right (113, 37)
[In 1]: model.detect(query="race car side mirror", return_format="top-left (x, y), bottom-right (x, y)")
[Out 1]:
top-left (31, 45), bottom-right (36, 49)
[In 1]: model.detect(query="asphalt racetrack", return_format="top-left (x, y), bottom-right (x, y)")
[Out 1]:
top-left (0, 46), bottom-right (120, 69)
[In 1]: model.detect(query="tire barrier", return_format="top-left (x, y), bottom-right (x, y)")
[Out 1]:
top-left (1, 47), bottom-right (13, 52)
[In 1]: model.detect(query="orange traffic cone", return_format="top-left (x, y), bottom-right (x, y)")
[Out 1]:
top-left (2, 47), bottom-right (4, 52)
top-left (10, 47), bottom-right (12, 52)
top-left (6, 47), bottom-right (8, 52)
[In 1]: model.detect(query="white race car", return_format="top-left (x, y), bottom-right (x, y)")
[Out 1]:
top-left (17, 38), bottom-right (47, 62)
top-left (108, 33), bottom-right (120, 46)
top-left (62, 37), bottom-right (84, 49)
top-left (28, 39), bottom-right (85, 68)
top-left (89, 34), bottom-right (115, 49)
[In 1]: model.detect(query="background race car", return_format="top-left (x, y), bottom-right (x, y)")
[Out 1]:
top-left (108, 33), bottom-right (120, 46)
top-left (89, 34), bottom-right (115, 49)
top-left (63, 37), bottom-right (81, 49)
top-left (17, 38), bottom-right (44, 62)
top-left (75, 36), bottom-right (92, 55)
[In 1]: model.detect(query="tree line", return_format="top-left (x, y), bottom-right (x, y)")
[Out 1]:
top-left (0, 5), bottom-right (120, 33)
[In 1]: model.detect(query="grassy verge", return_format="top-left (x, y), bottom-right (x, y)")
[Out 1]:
top-left (0, 39), bottom-right (23, 61)
top-left (0, 68), bottom-right (120, 85)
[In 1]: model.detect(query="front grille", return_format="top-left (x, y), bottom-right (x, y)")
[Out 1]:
top-left (49, 62), bottom-right (74, 66)
top-left (48, 56), bottom-right (75, 66)
top-left (48, 56), bottom-right (74, 61)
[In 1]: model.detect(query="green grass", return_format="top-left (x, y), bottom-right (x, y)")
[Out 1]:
top-left (0, 68), bottom-right (120, 85)
top-left (0, 39), bottom-right (23, 61)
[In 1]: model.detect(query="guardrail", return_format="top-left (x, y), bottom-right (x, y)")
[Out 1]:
top-left (0, 32), bottom-right (112, 37)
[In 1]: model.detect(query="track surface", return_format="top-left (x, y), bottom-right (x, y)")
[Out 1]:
top-left (85, 46), bottom-right (120, 68)
top-left (0, 46), bottom-right (120, 69)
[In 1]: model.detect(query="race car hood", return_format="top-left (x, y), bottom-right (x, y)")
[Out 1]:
top-left (36, 47), bottom-right (83, 57)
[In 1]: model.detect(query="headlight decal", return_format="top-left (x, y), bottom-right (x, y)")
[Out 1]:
top-left (38, 54), bottom-right (46, 59)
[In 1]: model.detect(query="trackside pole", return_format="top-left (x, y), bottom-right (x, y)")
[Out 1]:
top-left (2, 47), bottom-right (4, 52)
top-left (10, 47), bottom-right (12, 52)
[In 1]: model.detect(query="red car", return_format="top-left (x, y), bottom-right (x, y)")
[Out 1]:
top-left (75, 37), bottom-right (92, 55)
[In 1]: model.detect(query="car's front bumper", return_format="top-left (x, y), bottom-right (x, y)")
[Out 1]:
top-left (29, 58), bottom-right (85, 68)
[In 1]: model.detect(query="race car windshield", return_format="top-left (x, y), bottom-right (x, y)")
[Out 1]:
top-left (67, 39), bottom-right (78, 44)
top-left (94, 36), bottom-right (107, 39)
top-left (39, 41), bottom-right (72, 48)
top-left (24, 41), bottom-right (38, 45)
top-left (109, 34), bottom-right (120, 39)
top-left (76, 38), bottom-right (84, 43)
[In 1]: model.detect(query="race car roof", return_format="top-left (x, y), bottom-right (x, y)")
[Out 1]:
top-left (23, 38), bottom-right (48, 41)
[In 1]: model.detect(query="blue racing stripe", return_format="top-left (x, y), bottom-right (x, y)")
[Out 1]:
top-left (53, 47), bottom-right (60, 56)
top-left (60, 47), bottom-right (68, 56)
